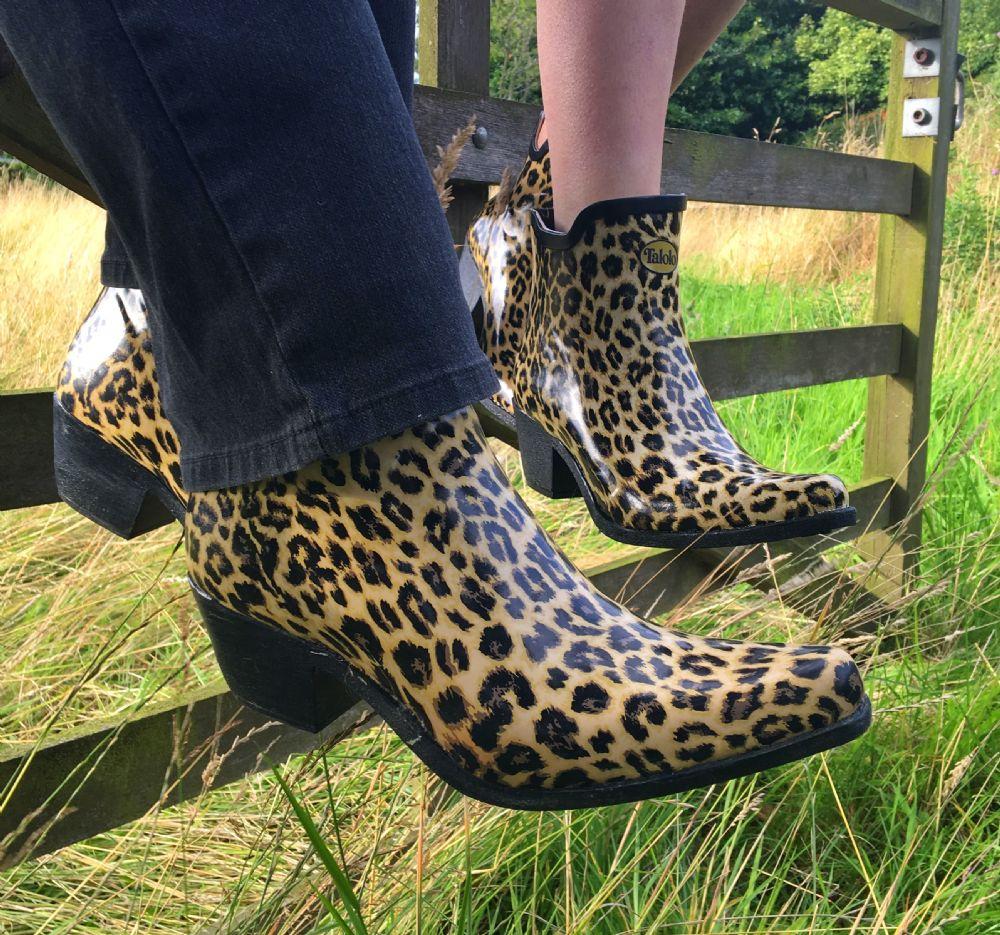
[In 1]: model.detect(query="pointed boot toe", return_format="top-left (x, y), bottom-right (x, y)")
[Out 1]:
top-left (186, 407), bottom-right (870, 810)
top-left (53, 287), bottom-right (187, 537)
top-left (708, 470), bottom-right (854, 542)
top-left (806, 472), bottom-right (851, 513)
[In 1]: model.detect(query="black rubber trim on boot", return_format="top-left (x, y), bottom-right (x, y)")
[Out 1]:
top-left (528, 110), bottom-right (548, 161)
top-left (514, 408), bottom-right (857, 550)
top-left (532, 195), bottom-right (688, 251)
top-left (458, 239), bottom-right (486, 342)
top-left (193, 580), bottom-right (872, 811)
top-left (474, 398), bottom-right (518, 449)
top-left (52, 397), bottom-right (185, 538)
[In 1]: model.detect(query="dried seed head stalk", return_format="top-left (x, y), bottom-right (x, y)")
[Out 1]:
top-left (492, 165), bottom-right (515, 216)
top-left (432, 116), bottom-right (477, 212)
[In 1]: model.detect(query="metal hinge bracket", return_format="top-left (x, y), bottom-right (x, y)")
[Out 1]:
top-left (901, 40), bottom-right (965, 139)
top-left (903, 38), bottom-right (941, 78)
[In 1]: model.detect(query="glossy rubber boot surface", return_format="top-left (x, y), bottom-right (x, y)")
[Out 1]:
top-left (197, 589), bottom-right (357, 732)
top-left (53, 398), bottom-right (182, 539)
top-left (191, 582), bottom-right (872, 811)
top-left (517, 197), bottom-right (858, 547)
top-left (461, 242), bottom-right (519, 447)
top-left (514, 407), bottom-right (579, 499)
top-left (514, 405), bottom-right (857, 549)
top-left (185, 408), bottom-right (871, 808)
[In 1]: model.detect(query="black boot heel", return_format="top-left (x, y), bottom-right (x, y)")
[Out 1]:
top-left (194, 589), bottom-right (356, 733)
top-left (514, 409), bottom-right (580, 499)
top-left (52, 399), bottom-right (179, 539)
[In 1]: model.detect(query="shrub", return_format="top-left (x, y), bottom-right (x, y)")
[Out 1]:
top-left (943, 160), bottom-right (997, 277)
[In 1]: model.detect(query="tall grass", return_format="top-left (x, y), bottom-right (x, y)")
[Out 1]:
top-left (681, 113), bottom-right (882, 287)
top-left (0, 81), bottom-right (997, 933)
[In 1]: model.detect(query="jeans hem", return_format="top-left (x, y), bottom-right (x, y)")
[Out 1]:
top-left (100, 256), bottom-right (141, 289)
top-left (180, 356), bottom-right (500, 492)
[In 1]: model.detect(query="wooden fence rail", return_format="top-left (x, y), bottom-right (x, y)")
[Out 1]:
top-left (1, 323), bottom-right (903, 513)
top-left (828, 0), bottom-right (942, 31)
top-left (2, 66), bottom-right (918, 216)
top-left (0, 0), bottom-right (960, 870)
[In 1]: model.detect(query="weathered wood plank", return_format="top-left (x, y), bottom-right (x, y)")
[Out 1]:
top-left (417, 0), bottom-right (491, 97)
top-left (694, 324), bottom-right (902, 402)
top-left (0, 325), bottom-right (901, 514)
top-left (417, 0), bottom-right (491, 242)
top-left (0, 474), bottom-right (891, 867)
top-left (412, 88), bottom-right (915, 215)
top-left (0, 61), bottom-right (914, 217)
top-left (662, 128), bottom-right (913, 214)
top-left (825, 0), bottom-right (943, 32)
top-left (0, 686), bottom-right (372, 869)
top-left (860, 0), bottom-right (959, 597)
top-left (0, 390), bottom-right (55, 511)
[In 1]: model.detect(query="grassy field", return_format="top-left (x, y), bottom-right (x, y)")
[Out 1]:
top-left (0, 76), bottom-right (998, 932)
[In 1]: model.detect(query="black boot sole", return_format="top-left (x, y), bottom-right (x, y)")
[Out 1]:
top-left (194, 580), bottom-right (872, 811)
top-left (52, 397), bottom-right (185, 538)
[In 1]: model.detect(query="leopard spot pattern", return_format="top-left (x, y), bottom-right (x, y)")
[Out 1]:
top-left (186, 407), bottom-right (863, 792)
top-left (57, 287), bottom-right (185, 502)
top-left (467, 149), bottom-right (553, 415)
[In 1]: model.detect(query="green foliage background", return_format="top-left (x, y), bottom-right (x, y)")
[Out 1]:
top-left (489, 0), bottom-right (1000, 139)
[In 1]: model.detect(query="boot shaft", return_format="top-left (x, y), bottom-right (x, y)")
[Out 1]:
top-left (518, 196), bottom-right (692, 419)
top-left (57, 287), bottom-right (186, 502)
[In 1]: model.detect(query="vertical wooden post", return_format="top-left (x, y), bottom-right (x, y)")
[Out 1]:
top-left (860, 0), bottom-right (961, 598)
top-left (418, 0), bottom-right (491, 242)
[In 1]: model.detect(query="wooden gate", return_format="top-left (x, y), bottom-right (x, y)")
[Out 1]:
top-left (0, 0), bottom-right (961, 867)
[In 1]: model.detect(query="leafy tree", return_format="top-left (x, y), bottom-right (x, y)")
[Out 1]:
top-left (795, 11), bottom-right (891, 111)
top-left (961, 0), bottom-right (1000, 75)
top-left (489, 0), bottom-right (540, 103)
top-left (668, 1), bottom-right (826, 139)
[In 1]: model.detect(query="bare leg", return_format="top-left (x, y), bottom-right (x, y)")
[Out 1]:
top-left (537, 0), bottom-right (745, 230)
top-left (537, 0), bottom-right (684, 230)
top-left (672, 0), bottom-right (745, 90)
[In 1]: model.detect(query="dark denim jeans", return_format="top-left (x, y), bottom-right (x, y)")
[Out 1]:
top-left (0, 0), bottom-right (497, 491)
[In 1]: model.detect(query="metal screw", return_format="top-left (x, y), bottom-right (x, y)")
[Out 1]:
top-left (913, 46), bottom-right (936, 67)
top-left (473, 126), bottom-right (488, 149)
top-left (912, 107), bottom-right (932, 126)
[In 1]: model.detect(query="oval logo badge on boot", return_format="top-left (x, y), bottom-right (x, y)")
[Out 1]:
top-left (639, 239), bottom-right (678, 275)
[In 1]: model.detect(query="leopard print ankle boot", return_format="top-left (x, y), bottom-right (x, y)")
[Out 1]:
top-left (54, 287), bottom-right (186, 537)
top-left (462, 119), bottom-right (857, 549)
top-left (476, 193), bottom-right (856, 549)
top-left (187, 405), bottom-right (869, 810)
